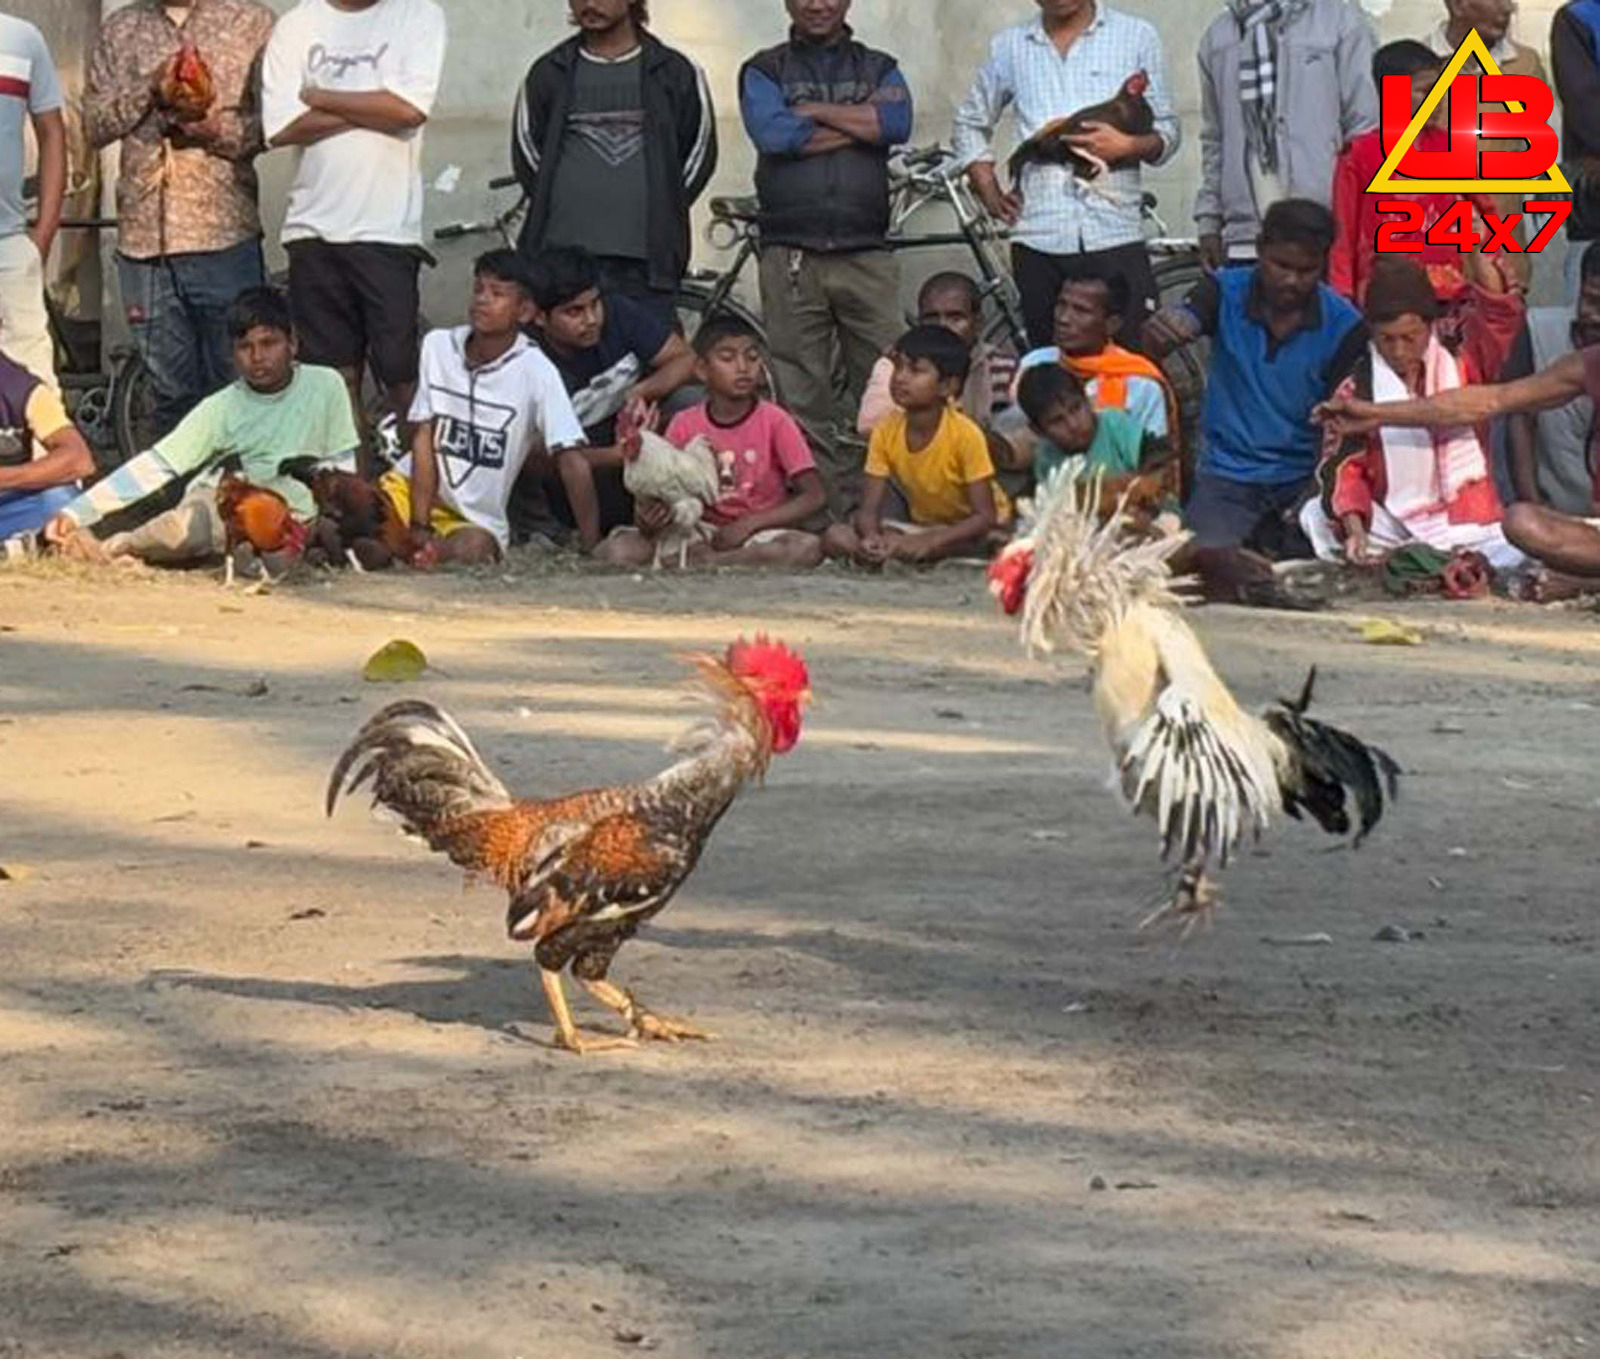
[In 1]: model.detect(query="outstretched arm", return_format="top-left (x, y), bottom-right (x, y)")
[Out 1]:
top-left (1315, 352), bottom-right (1591, 436)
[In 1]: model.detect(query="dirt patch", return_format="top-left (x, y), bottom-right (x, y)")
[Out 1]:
top-left (2, 561), bottom-right (1598, 1358)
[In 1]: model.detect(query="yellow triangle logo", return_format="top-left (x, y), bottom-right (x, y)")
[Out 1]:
top-left (1365, 27), bottom-right (1571, 195)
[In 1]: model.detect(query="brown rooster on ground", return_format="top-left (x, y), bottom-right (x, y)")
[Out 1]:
top-left (326, 637), bottom-right (812, 1054)
top-left (282, 461), bottom-right (410, 570)
top-left (1008, 71), bottom-right (1154, 196)
top-left (215, 474), bottom-right (308, 585)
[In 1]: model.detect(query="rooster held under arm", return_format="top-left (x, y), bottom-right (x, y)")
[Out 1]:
top-left (326, 637), bottom-right (811, 1054)
top-left (1007, 71), bottom-right (1154, 205)
top-left (990, 474), bottom-right (1399, 932)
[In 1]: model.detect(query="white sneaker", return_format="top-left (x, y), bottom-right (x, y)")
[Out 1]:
top-left (1, 533), bottom-right (38, 565)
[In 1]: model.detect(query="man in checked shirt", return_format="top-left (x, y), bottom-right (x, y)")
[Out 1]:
top-left (954, 0), bottom-right (1180, 355)
top-left (87, 0), bottom-right (274, 441)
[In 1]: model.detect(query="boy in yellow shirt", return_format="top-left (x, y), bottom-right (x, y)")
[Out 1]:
top-left (823, 326), bottom-right (1010, 566)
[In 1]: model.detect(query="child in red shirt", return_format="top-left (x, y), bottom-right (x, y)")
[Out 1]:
top-left (1329, 40), bottom-right (1495, 305)
top-left (595, 316), bottom-right (827, 569)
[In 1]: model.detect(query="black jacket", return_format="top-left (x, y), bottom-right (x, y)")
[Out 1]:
top-left (741, 30), bottom-right (902, 252)
top-left (1554, 3), bottom-right (1600, 241)
top-left (512, 32), bottom-right (717, 290)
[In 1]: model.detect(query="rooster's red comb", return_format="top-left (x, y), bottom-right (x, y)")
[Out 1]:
top-left (725, 634), bottom-right (810, 694)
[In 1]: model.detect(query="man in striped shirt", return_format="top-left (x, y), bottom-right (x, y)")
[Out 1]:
top-left (953, 0), bottom-right (1180, 353)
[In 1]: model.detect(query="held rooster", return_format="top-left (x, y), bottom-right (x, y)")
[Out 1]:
top-left (215, 474), bottom-right (307, 587)
top-left (326, 637), bottom-right (811, 1054)
top-left (990, 474), bottom-right (1399, 933)
top-left (1007, 71), bottom-right (1154, 202)
top-left (281, 459), bottom-right (410, 571)
top-left (616, 403), bottom-right (720, 569)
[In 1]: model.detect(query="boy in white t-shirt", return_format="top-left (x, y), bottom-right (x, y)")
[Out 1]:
top-left (391, 251), bottom-right (586, 566)
top-left (262, 0), bottom-right (447, 463)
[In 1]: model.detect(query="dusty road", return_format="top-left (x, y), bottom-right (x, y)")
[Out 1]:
top-left (1, 560), bottom-right (1597, 1359)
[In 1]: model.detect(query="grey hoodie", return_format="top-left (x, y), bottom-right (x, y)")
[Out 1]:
top-left (1194, 0), bottom-right (1379, 249)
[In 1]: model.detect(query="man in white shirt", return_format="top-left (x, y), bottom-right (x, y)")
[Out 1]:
top-left (262, 0), bottom-right (448, 468)
top-left (0, 14), bottom-right (66, 387)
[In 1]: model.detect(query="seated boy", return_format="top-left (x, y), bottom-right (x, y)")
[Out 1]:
top-left (395, 250), bottom-right (587, 565)
top-left (1016, 364), bottom-right (1168, 487)
top-left (524, 245), bottom-right (697, 551)
top-left (0, 351), bottom-right (95, 559)
top-left (823, 325), bottom-right (1011, 566)
top-left (45, 288), bottom-right (357, 566)
top-left (856, 272), bottom-right (1016, 444)
top-left (595, 316), bottom-right (826, 570)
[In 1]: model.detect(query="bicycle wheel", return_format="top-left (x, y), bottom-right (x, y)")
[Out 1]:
top-left (110, 348), bottom-right (163, 464)
top-left (1152, 252), bottom-right (1208, 495)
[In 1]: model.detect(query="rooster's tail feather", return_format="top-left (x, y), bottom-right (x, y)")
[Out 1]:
top-left (1265, 670), bottom-right (1400, 845)
top-left (327, 701), bottom-right (518, 869)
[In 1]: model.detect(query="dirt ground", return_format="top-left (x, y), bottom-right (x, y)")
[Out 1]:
top-left (1, 557), bottom-right (1598, 1359)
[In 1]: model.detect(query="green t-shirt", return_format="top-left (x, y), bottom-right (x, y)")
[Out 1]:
top-left (1033, 406), bottom-right (1150, 487)
top-left (153, 365), bottom-right (360, 519)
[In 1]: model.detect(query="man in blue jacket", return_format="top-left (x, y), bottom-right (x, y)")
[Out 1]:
top-left (740, 0), bottom-right (913, 509)
top-left (513, 0), bottom-right (717, 328)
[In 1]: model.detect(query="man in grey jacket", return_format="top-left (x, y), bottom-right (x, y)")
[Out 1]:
top-left (1194, 0), bottom-right (1378, 270)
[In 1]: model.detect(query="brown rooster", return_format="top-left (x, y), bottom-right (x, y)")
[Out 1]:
top-left (1008, 71), bottom-right (1154, 192)
top-left (326, 637), bottom-right (812, 1054)
top-left (215, 474), bottom-right (308, 585)
top-left (283, 461), bottom-right (410, 570)
top-left (158, 40), bottom-right (216, 123)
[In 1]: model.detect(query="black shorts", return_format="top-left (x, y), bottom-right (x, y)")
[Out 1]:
top-left (286, 239), bottom-right (422, 388)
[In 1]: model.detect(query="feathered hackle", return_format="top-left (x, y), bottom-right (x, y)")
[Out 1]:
top-left (669, 650), bottom-right (778, 779)
top-left (1017, 469), bottom-right (1193, 660)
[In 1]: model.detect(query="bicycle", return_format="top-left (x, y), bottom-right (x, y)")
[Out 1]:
top-left (31, 205), bottom-right (159, 470)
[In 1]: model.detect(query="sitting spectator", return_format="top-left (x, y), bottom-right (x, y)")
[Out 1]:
top-left (823, 325), bottom-right (1009, 567)
top-left (0, 355), bottom-right (95, 558)
top-left (1303, 249), bottom-right (1526, 570)
top-left (1009, 276), bottom-right (1178, 481)
top-left (1329, 41), bottom-right (1493, 305)
top-left (393, 251), bottom-right (587, 566)
top-left (1016, 364), bottom-right (1168, 489)
top-left (45, 288), bottom-right (356, 567)
top-left (1144, 199), bottom-right (1365, 557)
top-left (857, 272), bottom-right (1016, 438)
top-left (524, 245), bottom-right (696, 551)
top-left (1502, 241), bottom-right (1600, 515)
top-left (596, 315), bottom-right (825, 570)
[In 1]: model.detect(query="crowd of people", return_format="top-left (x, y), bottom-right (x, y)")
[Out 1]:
top-left (5, 0), bottom-right (1600, 605)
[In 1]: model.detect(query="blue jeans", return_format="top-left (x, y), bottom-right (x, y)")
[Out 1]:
top-left (117, 237), bottom-right (265, 443)
top-left (0, 485), bottom-right (76, 539)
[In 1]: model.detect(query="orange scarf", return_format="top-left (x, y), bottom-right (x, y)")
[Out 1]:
top-left (1060, 344), bottom-right (1184, 494)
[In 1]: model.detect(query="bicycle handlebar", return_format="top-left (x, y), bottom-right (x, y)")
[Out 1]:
top-left (488, 174), bottom-right (519, 191)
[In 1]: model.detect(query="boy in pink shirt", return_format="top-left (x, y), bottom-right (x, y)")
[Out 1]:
top-left (595, 316), bottom-right (827, 569)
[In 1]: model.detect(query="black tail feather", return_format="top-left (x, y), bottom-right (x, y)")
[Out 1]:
top-left (1265, 681), bottom-right (1400, 846)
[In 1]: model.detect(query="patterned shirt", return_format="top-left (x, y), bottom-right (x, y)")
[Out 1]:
top-left (85, 0), bottom-right (274, 260)
top-left (952, 8), bottom-right (1180, 255)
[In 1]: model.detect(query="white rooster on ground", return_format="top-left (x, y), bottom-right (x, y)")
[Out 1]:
top-left (616, 403), bottom-right (720, 569)
top-left (989, 472), bottom-right (1401, 933)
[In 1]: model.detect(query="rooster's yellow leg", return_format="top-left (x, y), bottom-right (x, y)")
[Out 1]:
top-left (1138, 864), bottom-right (1220, 940)
top-left (540, 968), bottom-right (637, 1055)
top-left (580, 978), bottom-right (714, 1043)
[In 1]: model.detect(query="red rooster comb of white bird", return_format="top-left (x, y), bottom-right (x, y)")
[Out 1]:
top-left (988, 542), bottom-right (1035, 617)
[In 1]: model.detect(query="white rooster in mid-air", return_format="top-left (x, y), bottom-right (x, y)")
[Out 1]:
top-left (989, 472), bottom-right (1401, 933)
top-left (616, 402), bottom-right (720, 569)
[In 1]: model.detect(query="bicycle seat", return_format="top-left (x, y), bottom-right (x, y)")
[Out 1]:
top-left (710, 195), bottom-right (761, 223)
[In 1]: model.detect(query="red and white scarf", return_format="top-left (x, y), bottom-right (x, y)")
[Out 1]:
top-left (1372, 334), bottom-right (1500, 541)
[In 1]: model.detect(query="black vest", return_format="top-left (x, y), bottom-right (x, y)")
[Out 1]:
top-left (743, 32), bottom-right (898, 253)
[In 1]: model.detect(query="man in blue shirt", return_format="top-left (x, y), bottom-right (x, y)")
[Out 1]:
top-left (739, 0), bottom-right (913, 510)
top-left (1145, 198), bottom-right (1366, 558)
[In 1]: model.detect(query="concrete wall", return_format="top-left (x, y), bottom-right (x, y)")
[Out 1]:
top-left (45, 0), bottom-right (1579, 321)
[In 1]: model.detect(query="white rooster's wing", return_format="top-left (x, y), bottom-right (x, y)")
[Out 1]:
top-left (622, 429), bottom-right (721, 509)
top-left (1105, 607), bottom-right (1283, 869)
